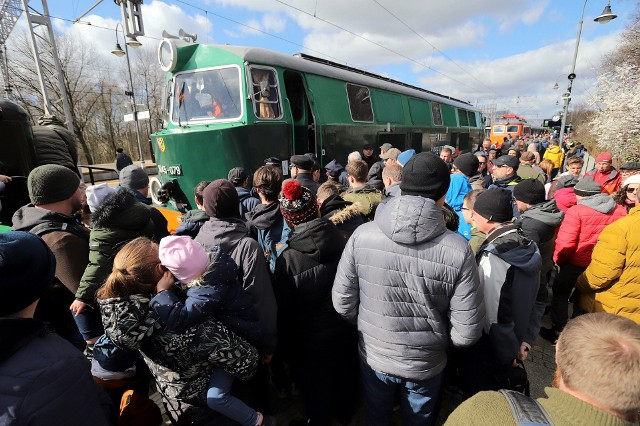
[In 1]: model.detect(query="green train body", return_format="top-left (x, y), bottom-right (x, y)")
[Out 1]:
top-left (150, 40), bottom-right (484, 211)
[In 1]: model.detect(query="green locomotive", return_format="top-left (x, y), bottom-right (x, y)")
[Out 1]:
top-left (151, 38), bottom-right (484, 211)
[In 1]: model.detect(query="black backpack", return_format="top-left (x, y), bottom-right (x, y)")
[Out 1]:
top-left (29, 220), bottom-right (89, 240)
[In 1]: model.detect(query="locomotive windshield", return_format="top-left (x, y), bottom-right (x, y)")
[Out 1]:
top-left (171, 66), bottom-right (242, 123)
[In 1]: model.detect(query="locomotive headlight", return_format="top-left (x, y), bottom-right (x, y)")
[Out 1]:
top-left (158, 39), bottom-right (178, 72)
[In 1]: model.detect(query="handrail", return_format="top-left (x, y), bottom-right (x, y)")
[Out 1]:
top-left (79, 165), bottom-right (117, 185)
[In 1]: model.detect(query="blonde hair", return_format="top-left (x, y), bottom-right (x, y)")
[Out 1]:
top-left (317, 181), bottom-right (340, 204)
top-left (382, 163), bottom-right (402, 183)
top-left (96, 237), bottom-right (160, 300)
top-left (557, 313), bottom-right (640, 418)
top-left (538, 159), bottom-right (554, 177)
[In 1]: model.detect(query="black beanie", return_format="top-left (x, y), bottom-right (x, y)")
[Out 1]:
top-left (473, 188), bottom-right (514, 222)
top-left (0, 231), bottom-right (56, 316)
top-left (202, 179), bottom-right (240, 219)
top-left (453, 153), bottom-right (480, 177)
top-left (513, 179), bottom-right (546, 205)
top-left (400, 152), bottom-right (451, 200)
top-left (28, 164), bottom-right (80, 205)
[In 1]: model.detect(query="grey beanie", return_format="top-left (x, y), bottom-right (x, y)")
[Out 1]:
top-left (119, 165), bottom-right (149, 190)
top-left (28, 164), bottom-right (80, 205)
top-left (574, 176), bottom-right (602, 197)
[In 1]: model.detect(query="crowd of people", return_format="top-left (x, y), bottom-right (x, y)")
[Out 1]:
top-left (1, 133), bottom-right (640, 426)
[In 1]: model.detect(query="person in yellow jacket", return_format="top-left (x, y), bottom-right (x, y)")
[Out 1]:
top-left (542, 139), bottom-right (564, 180)
top-left (576, 200), bottom-right (640, 324)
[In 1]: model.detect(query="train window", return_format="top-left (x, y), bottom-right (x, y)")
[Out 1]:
top-left (346, 83), bottom-right (374, 122)
top-left (250, 67), bottom-right (282, 120)
top-left (507, 125), bottom-right (519, 133)
top-left (171, 66), bottom-right (242, 124)
top-left (493, 125), bottom-right (505, 134)
top-left (408, 98), bottom-right (429, 125)
top-left (431, 103), bottom-right (443, 126)
top-left (458, 109), bottom-right (469, 127)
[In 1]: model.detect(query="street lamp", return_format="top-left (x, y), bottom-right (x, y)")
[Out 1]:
top-left (558, 0), bottom-right (617, 146)
top-left (111, 23), bottom-right (145, 169)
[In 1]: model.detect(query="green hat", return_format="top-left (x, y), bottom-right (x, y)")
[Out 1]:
top-left (28, 164), bottom-right (81, 205)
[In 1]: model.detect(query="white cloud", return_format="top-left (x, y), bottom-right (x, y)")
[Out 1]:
top-left (416, 31), bottom-right (622, 121)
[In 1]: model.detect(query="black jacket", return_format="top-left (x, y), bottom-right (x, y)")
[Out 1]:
top-left (516, 200), bottom-right (564, 285)
top-left (294, 172), bottom-right (321, 196)
top-left (0, 319), bottom-right (114, 425)
top-left (273, 218), bottom-right (350, 343)
top-left (319, 194), bottom-right (364, 238)
top-left (175, 209), bottom-right (209, 238)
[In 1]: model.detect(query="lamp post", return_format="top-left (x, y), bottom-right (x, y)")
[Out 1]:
top-left (558, 0), bottom-right (617, 146)
top-left (111, 24), bottom-right (145, 169)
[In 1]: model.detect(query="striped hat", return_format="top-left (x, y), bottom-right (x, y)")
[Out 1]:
top-left (278, 180), bottom-right (318, 225)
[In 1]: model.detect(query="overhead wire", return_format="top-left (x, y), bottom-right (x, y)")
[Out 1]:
top-left (274, 0), bottom-right (486, 94)
top-left (370, 0), bottom-right (497, 96)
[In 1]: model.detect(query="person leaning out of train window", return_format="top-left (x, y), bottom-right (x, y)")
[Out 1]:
top-left (289, 155), bottom-right (321, 196)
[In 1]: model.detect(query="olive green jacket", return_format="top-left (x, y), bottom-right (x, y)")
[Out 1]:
top-left (76, 190), bottom-right (155, 302)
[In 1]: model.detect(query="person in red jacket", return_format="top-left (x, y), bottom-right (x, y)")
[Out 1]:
top-left (540, 176), bottom-right (627, 342)
top-left (585, 152), bottom-right (622, 195)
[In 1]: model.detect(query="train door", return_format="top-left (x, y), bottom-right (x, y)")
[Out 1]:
top-left (283, 71), bottom-right (316, 157)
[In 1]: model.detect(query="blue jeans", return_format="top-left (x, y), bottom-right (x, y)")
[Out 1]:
top-left (71, 304), bottom-right (104, 341)
top-left (207, 368), bottom-right (257, 426)
top-left (360, 359), bottom-right (443, 426)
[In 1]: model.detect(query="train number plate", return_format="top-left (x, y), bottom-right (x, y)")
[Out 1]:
top-left (159, 165), bottom-right (183, 176)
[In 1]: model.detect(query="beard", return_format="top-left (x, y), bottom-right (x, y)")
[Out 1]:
top-left (552, 368), bottom-right (562, 388)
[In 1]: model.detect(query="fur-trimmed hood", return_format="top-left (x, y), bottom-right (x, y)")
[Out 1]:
top-left (328, 203), bottom-right (362, 226)
top-left (91, 188), bottom-right (150, 230)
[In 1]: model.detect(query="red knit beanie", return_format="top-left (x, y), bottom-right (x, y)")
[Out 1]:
top-left (278, 180), bottom-right (318, 225)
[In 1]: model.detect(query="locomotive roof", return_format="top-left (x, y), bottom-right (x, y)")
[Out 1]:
top-left (209, 44), bottom-right (477, 112)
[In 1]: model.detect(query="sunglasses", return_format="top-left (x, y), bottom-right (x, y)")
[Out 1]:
top-left (626, 187), bottom-right (639, 193)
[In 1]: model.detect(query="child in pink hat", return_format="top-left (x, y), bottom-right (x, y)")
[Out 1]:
top-left (152, 235), bottom-right (269, 426)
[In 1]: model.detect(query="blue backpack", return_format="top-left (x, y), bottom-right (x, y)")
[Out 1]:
top-left (257, 216), bottom-right (291, 274)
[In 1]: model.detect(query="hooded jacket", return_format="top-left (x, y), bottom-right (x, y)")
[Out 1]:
top-left (175, 208), bottom-right (209, 238)
top-left (12, 206), bottom-right (89, 336)
top-left (245, 201), bottom-right (291, 274)
top-left (477, 224), bottom-right (543, 365)
top-left (542, 145), bottom-right (564, 169)
top-left (236, 187), bottom-right (260, 220)
top-left (31, 118), bottom-right (80, 177)
top-left (0, 318), bottom-right (113, 425)
top-left (195, 218), bottom-right (278, 353)
top-left (553, 186), bottom-right (577, 213)
top-left (446, 173), bottom-right (473, 240)
top-left (576, 205), bottom-right (640, 324)
top-left (516, 200), bottom-right (564, 284)
top-left (342, 184), bottom-right (383, 221)
top-left (274, 218), bottom-right (351, 342)
top-left (332, 195), bottom-right (485, 381)
top-left (150, 247), bottom-right (264, 349)
top-left (553, 194), bottom-right (627, 268)
top-left (76, 189), bottom-right (156, 303)
top-left (319, 194), bottom-right (365, 238)
top-left (99, 294), bottom-right (258, 404)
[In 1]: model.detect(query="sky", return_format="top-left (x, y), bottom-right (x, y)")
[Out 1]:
top-left (9, 0), bottom-right (639, 125)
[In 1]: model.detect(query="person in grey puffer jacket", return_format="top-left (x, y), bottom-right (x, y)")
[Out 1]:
top-left (332, 153), bottom-right (485, 426)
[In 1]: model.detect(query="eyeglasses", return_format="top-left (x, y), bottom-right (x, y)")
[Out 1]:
top-left (478, 162), bottom-right (486, 165)
top-left (626, 187), bottom-right (639, 193)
